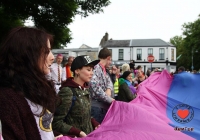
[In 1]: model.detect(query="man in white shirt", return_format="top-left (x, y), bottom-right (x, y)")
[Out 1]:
top-left (50, 54), bottom-right (63, 93)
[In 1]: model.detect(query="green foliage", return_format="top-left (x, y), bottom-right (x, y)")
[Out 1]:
top-left (170, 36), bottom-right (183, 65)
top-left (170, 36), bottom-right (188, 69)
top-left (170, 36), bottom-right (183, 52)
top-left (182, 15), bottom-right (200, 71)
top-left (0, 0), bottom-right (111, 48)
top-left (77, 0), bottom-right (111, 17)
top-left (0, 7), bottom-right (24, 43)
top-left (170, 15), bottom-right (200, 71)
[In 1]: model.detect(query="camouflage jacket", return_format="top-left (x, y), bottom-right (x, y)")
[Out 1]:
top-left (52, 78), bottom-right (95, 135)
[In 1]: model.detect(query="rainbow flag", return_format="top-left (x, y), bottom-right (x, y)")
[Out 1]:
top-left (58, 70), bottom-right (199, 140)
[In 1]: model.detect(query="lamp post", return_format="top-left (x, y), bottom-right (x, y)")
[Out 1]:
top-left (166, 58), bottom-right (169, 71)
top-left (166, 47), bottom-right (168, 72)
top-left (191, 49), bottom-right (198, 71)
top-left (191, 49), bottom-right (194, 71)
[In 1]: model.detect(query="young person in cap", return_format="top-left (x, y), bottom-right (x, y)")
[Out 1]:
top-left (89, 47), bottom-right (115, 123)
top-left (0, 27), bottom-right (60, 140)
top-left (52, 55), bottom-right (100, 138)
top-left (118, 71), bottom-right (137, 102)
top-left (50, 54), bottom-right (64, 93)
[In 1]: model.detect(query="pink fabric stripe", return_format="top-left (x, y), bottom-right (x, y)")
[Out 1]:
top-left (57, 70), bottom-right (194, 140)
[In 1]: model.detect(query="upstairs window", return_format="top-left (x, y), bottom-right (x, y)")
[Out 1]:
top-left (137, 49), bottom-right (142, 60)
top-left (159, 48), bottom-right (165, 60)
top-left (148, 48), bottom-right (153, 55)
top-left (118, 49), bottom-right (123, 60)
top-left (171, 49), bottom-right (174, 61)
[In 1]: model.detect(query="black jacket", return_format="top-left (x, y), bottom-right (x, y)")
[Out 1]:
top-left (106, 69), bottom-right (116, 84)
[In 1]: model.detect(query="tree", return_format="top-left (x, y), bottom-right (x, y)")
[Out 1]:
top-left (0, 7), bottom-right (24, 43)
top-left (182, 15), bottom-right (200, 71)
top-left (170, 15), bottom-right (200, 71)
top-left (170, 36), bottom-right (183, 48)
top-left (170, 36), bottom-right (189, 69)
top-left (0, 0), bottom-right (111, 48)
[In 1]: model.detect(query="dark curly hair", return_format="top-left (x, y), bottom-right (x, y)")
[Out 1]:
top-left (0, 27), bottom-right (58, 114)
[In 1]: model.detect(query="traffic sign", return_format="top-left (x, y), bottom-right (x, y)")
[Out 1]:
top-left (147, 55), bottom-right (155, 63)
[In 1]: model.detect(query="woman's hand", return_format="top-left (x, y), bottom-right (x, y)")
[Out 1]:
top-left (111, 98), bottom-right (115, 102)
top-left (79, 131), bottom-right (87, 137)
top-left (105, 88), bottom-right (111, 97)
top-left (95, 125), bottom-right (101, 130)
top-left (54, 134), bottom-right (63, 140)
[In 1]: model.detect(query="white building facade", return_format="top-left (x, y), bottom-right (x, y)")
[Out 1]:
top-left (52, 39), bottom-right (177, 73)
top-left (52, 44), bottom-right (99, 66)
top-left (103, 39), bottom-right (176, 73)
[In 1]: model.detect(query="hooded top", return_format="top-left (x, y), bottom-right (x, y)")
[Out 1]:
top-left (119, 78), bottom-right (136, 94)
top-left (61, 77), bottom-right (89, 89)
top-left (118, 78), bottom-right (137, 102)
top-left (52, 78), bottom-right (99, 137)
top-left (119, 71), bottom-right (136, 94)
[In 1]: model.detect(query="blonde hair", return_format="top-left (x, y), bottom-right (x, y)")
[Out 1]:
top-left (121, 63), bottom-right (130, 74)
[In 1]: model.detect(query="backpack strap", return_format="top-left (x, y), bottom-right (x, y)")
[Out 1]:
top-left (64, 87), bottom-right (77, 122)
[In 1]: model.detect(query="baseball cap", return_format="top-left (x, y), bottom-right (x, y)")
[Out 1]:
top-left (71, 55), bottom-right (100, 71)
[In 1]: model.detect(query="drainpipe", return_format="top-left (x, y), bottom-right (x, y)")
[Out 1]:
top-left (129, 39), bottom-right (133, 62)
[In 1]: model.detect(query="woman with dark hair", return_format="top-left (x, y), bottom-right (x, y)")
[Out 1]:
top-left (0, 27), bottom-right (60, 140)
top-left (136, 70), bottom-right (148, 85)
top-left (118, 71), bottom-right (137, 102)
top-left (53, 55), bottom-right (100, 138)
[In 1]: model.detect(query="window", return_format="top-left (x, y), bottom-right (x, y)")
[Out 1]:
top-left (148, 48), bottom-right (153, 55)
top-left (137, 49), bottom-right (142, 60)
top-left (171, 49), bottom-right (174, 61)
top-left (118, 49), bottom-right (123, 60)
top-left (159, 48), bottom-right (165, 60)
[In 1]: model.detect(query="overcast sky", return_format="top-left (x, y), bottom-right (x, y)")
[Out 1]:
top-left (66, 0), bottom-right (200, 48)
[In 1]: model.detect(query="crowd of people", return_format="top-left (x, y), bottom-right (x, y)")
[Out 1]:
top-left (1, 26), bottom-right (197, 140)
top-left (0, 27), bottom-right (152, 140)
top-left (48, 45), bottom-right (154, 138)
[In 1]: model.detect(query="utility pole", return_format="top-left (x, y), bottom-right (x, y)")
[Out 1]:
top-left (192, 49), bottom-right (194, 71)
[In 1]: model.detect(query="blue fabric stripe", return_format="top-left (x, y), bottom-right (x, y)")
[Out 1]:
top-left (166, 72), bottom-right (200, 139)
